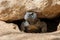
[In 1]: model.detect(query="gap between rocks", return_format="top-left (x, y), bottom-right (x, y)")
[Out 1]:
top-left (6, 16), bottom-right (60, 33)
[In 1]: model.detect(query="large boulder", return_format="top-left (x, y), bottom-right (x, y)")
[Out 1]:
top-left (0, 0), bottom-right (60, 21)
top-left (0, 31), bottom-right (60, 40)
top-left (0, 21), bottom-right (20, 35)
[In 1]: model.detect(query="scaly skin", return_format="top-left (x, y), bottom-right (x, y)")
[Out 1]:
top-left (20, 12), bottom-right (47, 33)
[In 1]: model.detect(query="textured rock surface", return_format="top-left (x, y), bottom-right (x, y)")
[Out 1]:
top-left (57, 23), bottom-right (60, 31)
top-left (0, 0), bottom-right (26, 21)
top-left (0, 21), bottom-right (20, 35)
top-left (0, 0), bottom-right (60, 21)
top-left (0, 20), bottom-right (60, 40)
top-left (0, 31), bottom-right (60, 40)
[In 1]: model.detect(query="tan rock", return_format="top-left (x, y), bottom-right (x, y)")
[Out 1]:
top-left (0, 21), bottom-right (20, 35)
top-left (0, 31), bottom-right (60, 40)
top-left (0, 0), bottom-right (26, 21)
top-left (57, 23), bottom-right (60, 31)
top-left (0, 0), bottom-right (60, 21)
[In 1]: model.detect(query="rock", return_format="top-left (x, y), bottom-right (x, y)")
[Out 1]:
top-left (41, 0), bottom-right (60, 18)
top-left (0, 0), bottom-right (60, 21)
top-left (57, 23), bottom-right (60, 31)
top-left (0, 31), bottom-right (60, 40)
top-left (0, 21), bottom-right (21, 35)
top-left (0, 0), bottom-right (26, 21)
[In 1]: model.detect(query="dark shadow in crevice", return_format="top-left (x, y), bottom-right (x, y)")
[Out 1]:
top-left (40, 16), bottom-right (60, 32)
top-left (6, 16), bottom-right (60, 33)
top-left (6, 19), bottom-right (25, 30)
